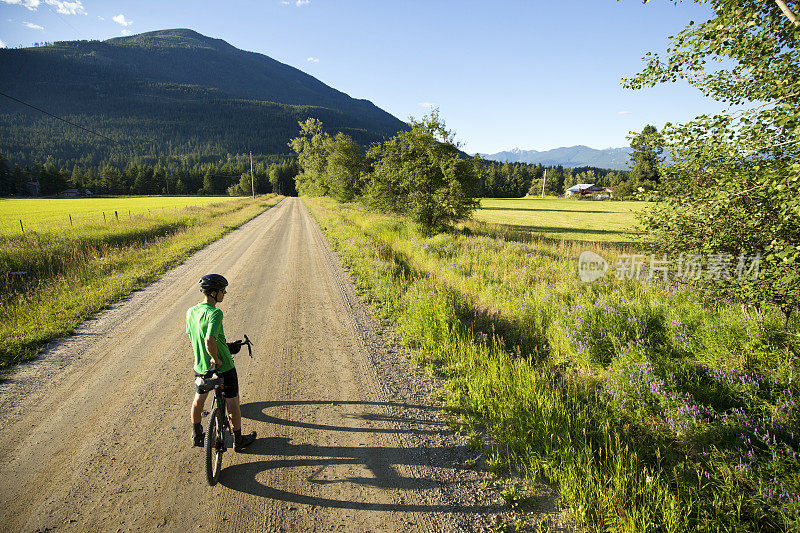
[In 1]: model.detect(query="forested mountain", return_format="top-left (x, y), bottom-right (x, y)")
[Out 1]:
top-left (0, 29), bottom-right (406, 168)
top-left (482, 145), bottom-right (632, 170)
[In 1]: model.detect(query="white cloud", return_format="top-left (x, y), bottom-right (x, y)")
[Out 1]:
top-left (306, 56), bottom-right (319, 63)
top-left (0, 0), bottom-right (41, 11)
top-left (618, 110), bottom-right (632, 115)
top-left (419, 102), bottom-right (435, 108)
top-left (296, 0), bottom-right (310, 5)
top-left (121, 29), bottom-right (131, 36)
top-left (280, 0), bottom-right (290, 4)
top-left (46, 0), bottom-right (84, 15)
top-left (112, 13), bottom-right (132, 26)
top-left (1, 0), bottom-right (85, 15)
top-left (97, 15), bottom-right (104, 20)
top-left (23, 21), bottom-right (44, 29)
top-left (0, 39), bottom-right (7, 48)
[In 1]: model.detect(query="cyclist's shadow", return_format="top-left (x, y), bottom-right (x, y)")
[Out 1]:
top-left (220, 400), bottom-right (501, 513)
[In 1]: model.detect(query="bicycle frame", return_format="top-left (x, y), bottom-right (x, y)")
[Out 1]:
top-left (210, 383), bottom-right (231, 449)
top-left (203, 335), bottom-right (252, 485)
top-left (204, 378), bottom-right (231, 486)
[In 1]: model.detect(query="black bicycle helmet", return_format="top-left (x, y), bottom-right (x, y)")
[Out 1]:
top-left (199, 274), bottom-right (228, 294)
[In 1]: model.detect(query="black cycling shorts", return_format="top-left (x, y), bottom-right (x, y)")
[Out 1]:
top-left (195, 367), bottom-right (239, 399)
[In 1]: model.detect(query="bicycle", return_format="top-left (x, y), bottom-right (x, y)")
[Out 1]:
top-left (196, 335), bottom-right (253, 486)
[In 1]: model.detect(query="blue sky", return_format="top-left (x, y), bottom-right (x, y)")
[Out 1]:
top-left (0, 0), bottom-right (722, 154)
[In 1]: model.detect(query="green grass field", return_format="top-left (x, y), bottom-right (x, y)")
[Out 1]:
top-left (0, 196), bottom-right (235, 235)
top-left (474, 197), bottom-right (645, 243)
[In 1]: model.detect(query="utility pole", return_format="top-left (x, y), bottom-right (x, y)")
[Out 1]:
top-left (249, 151), bottom-right (255, 198)
top-left (541, 168), bottom-right (547, 198)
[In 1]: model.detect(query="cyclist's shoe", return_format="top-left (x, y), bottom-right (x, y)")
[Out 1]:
top-left (234, 431), bottom-right (256, 452)
top-left (192, 430), bottom-right (204, 447)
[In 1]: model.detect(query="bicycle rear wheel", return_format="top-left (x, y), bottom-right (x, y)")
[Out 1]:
top-left (205, 406), bottom-right (224, 485)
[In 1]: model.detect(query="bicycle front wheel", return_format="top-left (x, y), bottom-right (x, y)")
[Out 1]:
top-left (205, 406), bottom-right (224, 486)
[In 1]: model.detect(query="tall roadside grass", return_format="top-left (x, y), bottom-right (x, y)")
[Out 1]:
top-left (0, 195), bottom-right (282, 370)
top-left (304, 197), bottom-right (800, 532)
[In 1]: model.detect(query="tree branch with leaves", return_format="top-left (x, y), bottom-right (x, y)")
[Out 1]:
top-left (625, 0), bottom-right (800, 321)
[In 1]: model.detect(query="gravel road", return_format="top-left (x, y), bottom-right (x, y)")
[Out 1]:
top-left (0, 197), bottom-right (562, 532)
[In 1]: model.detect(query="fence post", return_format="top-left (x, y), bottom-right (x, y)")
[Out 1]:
top-left (115, 211), bottom-right (119, 222)
top-left (103, 212), bottom-right (106, 223)
top-left (19, 219), bottom-right (23, 233)
top-left (69, 214), bottom-right (73, 226)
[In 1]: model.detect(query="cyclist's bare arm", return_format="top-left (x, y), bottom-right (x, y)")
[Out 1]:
top-left (205, 335), bottom-right (222, 367)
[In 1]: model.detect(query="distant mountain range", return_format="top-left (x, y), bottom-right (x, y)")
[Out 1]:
top-left (0, 29), bottom-right (407, 165)
top-left (481, 146), bottom-right (633, 171)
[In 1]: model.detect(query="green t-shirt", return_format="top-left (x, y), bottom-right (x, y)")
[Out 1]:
top-left (186, 303), bottom-right (234, 374)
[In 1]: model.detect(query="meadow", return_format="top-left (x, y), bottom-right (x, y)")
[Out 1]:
top-left (473, 197), bottom-right (645, 244)
top-left (304, 196), bottom-right (800, 532)
top-left (0, 195), bottom-right (282, 369)
top-left (0, 196), bottom-right (234, 235)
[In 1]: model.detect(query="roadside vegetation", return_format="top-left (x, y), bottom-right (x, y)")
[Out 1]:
top-left (0, 194), bottom-right (282, 370)
top-left (294, 4), bottom-right (800, 530)
top-left (306, 196), bottom-right (799, 531)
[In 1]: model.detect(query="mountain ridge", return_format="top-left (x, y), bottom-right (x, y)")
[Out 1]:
top-left (0, 29), bottom-right (407, 165)
top-left (481, 145), bottom-right (632, 170)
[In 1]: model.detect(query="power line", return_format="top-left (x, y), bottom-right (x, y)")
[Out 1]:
top-left (0, 90), bottom-right (119, 144)
top-left (44, 2), bottom-right (87, 40)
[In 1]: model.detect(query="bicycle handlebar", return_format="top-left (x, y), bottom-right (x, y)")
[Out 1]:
top-left (210, 335), bottom-right (254, 370)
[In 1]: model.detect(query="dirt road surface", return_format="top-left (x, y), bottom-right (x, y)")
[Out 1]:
top-left (0, 198), bottom-right (551, 532)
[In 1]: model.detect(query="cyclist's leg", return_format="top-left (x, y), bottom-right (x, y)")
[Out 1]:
top-left (225, 395), bottom-right (241, 431)
top-left (220, 368), bottom-right (241, 430)
top-left (192, 391), bottom-right (209, 424)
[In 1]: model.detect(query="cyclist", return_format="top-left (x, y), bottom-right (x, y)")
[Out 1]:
top-left (187, 274), bottom-right (256, 451)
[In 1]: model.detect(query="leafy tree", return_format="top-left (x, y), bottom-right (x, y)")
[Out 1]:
top-left (288, 118), bottom-right (330, 196)
top-left (561, 168), bottom-right (578, 194)
top-left (228, 173), bottom-right (253, 196)
top-left (575, 169), bottom-right (598, 186)
top-left (38, 163), bottom-right (67, 194)
top-left (269, 160), bottom-right (299, 197)
top-left (613, 179), bottom-right (638, 199)
top-left (70, 164), bottom-right (82, 189)
top-left (366, 110), bottom-right (480, 232)
top-left (99, 165), bottom-right (123, 194)
top-left (288, 119), bottom-right (365, 199)
top-left (625, 0), bottom-right (800, 320)
top-left (133, 165), bottom-right (156, 194)
top-left (628, 124), bottom-right (664, 190)
top-left (323, 132), bottom-right (367, 202)
top-left (201, 168), bottom-right (228, 195)
top-left (547, 166), bottom-right (566, 195)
